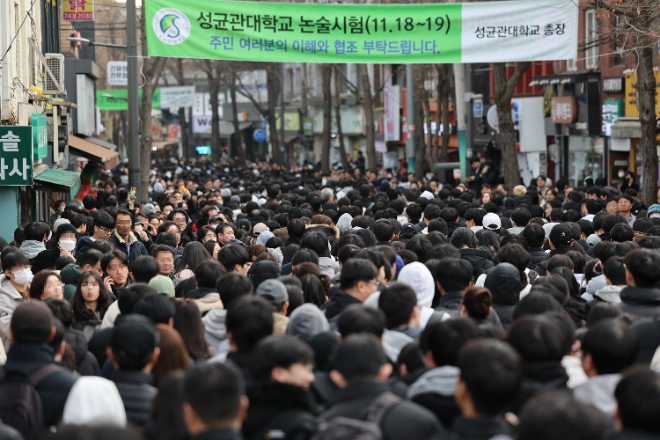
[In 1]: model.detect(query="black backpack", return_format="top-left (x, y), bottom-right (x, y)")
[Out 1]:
top-left (0, 364), bottom-right (64, 440)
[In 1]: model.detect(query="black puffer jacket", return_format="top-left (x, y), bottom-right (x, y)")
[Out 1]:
top-left (64, 328), bottom-right (100, 376)
top-left (528, 248), bottom-right (549, 268)
top-left (111, 370), bottom-right (158, 427)
top-left (619, 287), bottom-right (660, 318)
top-left (459, 248), bottom-right (494, 280)
top-left (484, 263), bottom-right (523, 328)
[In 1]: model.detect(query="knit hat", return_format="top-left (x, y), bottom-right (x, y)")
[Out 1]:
top-left (53, 218), bottom-right (71, 232)
top-left (62, 377), bottom-right (127, 427)
top-left (142, 203), bottom-right (156, 216)
top-left (56, 223), bottom-right (79, 235)
top-left (286, 304), bottom-right (330, 342)
top-left (11, 302), bottom-right (54, 344)
top-left (148, 275), bottom-right (175, 298)
top-left (482, 213), bottom-right (502, 231)
top-left (648, 204), bottom-right (660, 217)
top-left (253, 223), bottom-right (269, 234)
top-left (110, 315), bottom-right (158, 368)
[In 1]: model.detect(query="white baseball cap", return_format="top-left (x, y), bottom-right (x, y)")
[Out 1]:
top-left (482, 213), bottom-right (502, 231)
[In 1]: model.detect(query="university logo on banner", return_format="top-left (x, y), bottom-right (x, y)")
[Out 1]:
top-left (153, 8), bottom-right (192, 45)
top-left (63, 0), bottom-right (94, 21)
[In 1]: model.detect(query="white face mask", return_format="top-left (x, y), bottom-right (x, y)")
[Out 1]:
top-left (618, 171), bottom-right (626, 178)
top-left (59, 239), bottom-right (76, 251)
top-left (58, 205), bottom-right (65, 212)
top-left (13, 268), bottom-right (33, 285)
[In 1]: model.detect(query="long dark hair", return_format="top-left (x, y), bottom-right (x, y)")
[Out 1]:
top-left (176, 242), bottom-right (211, 275)
top-left (70, 271), bottom-right (111, 323)
top-left (173, 300), bottom-right (210, 361)
top-left (29, 270), bottom-right (60, 300)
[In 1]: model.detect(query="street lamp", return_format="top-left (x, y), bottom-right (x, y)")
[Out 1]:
top-left (66, 37), bottom-right (127, 51)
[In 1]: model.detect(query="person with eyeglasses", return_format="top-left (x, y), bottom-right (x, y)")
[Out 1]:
top-left (28, 270), bottom-right (64, 301)
top-left (75, 210), bottom-right (116, 256)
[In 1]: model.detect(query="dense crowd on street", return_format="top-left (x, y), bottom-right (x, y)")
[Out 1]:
top-left (1, 155), bottom-right (660, 440)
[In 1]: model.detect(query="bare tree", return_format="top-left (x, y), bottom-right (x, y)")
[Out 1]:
top-left (170, 59), bottom-right (190, 159)
top-left (138, 11), bottom-right (166, 204)
top-left (413, 65), bottom-right (427, 181)
top-left (493, 62), bottom-right (530, 191)
top-left (333, 66), bottom-right (351, 173)
top-left (594, 0), bottom-right (658, 205)
top-left (358, 64), bottom-right (377, 173)
top-left (320, 64), bottom-right (332, 172)
top-left (200, 60), bottom-right (223, 163)
top-left (437, 64), bottom-right (453, 163)
top-left (229, 69), bottom-right (245, 162)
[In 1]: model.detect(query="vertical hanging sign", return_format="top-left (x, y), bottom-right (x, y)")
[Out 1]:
top-left (63, 0), bottom-right (95, 21)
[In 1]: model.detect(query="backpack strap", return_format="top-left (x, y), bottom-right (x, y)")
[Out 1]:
top-left (27, 364), bottom-right (66, 387)
top-left (361, 392), bottom-right (401, 425)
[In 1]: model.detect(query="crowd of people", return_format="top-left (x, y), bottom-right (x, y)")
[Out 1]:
top-left (1, 157), bottom-right (660, 440)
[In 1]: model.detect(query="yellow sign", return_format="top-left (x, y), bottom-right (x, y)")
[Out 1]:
top-left (63, 0), bottom-right (94, 21)
top-left (624, 71), bottom-right (660, 117)
top-left (275, 112), bottom-right (301, 132)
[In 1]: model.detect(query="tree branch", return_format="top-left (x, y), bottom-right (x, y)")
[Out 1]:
top-left (501, 62), bottom-right (531, 103)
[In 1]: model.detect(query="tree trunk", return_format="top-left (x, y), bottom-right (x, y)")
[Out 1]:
top-left (637, 46), bottom-right (659, 206)
top-left (266, 64), bottom-right (281, 164)
top-left (423, 86), bottom-right (433, 166)
top-left (414, 65), bottom-right (426, 181)
top-left (139, 57), bottom-right (166, 204)
top-left (334, 66), bottom-right (350, 173)
top-left (439, 65), bottom-right (451, 163)
top-left (321, 65), bottom-right (332, 172)
top-left (493, 62), bottom-right (530, 192)
top-left (229, 71), bottom-right (244, 162)
top-left (178, 107), bottom-right (189, 160)
top-left (359, 64), bottom-right (377, 173)
top-left (207, 64), bottom-right (222, 164)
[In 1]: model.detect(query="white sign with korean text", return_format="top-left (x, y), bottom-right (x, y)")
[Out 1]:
top-left (160, 86), bottom-right (196, 109)
top-left (107, 61), bottom-right (128, 86)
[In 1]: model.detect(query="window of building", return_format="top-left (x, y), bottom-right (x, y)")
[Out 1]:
top-left (585, 10), bottom-right (599, 69)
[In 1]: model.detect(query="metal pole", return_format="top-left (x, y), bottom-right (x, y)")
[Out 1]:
top-left (279, 64), bottom-right (286, 164)
top-left (127, 0), bottom-right (140, 197)
top-left (405, 64), bottom-right (415, 174)
top-left (454, 63), bottom-right (467, 181)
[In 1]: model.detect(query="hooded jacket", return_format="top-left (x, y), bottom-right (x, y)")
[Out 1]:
top-left (591, 285), bottom-right (622, 305)
top-left (19, 240), bottom-right (46, 261)
top-left (242, 382), bottom-right (314, 440)
top-left (203, 308), bottom-right (229, 357)
top-left (285, 303), bottom-right (329, 342)
top-left (0, 274), bottom-right (27, 351)
top-left (60, 263), bottom-right (81, 300)
top-left (619, 287), bottom-right (660, 318)
top-left (61, 376), bottom-right (127, 427)
top-left (398, 262), bottom-right (441, 327)
top-left (318, 257), bottom-right (340, 278)
top-left (382, 330), bottom-right (414, 361)
top-left (459, 248), bottom-right (494, 280)
top-left (406, 366), bottom-right (461, 429)
top-left (323, 290), bottom-right (362, 331)
top-left (188, 287), bottom-right (224, 315)
top-left (75, 235), bottom-right (95, 255)
top-left (484, 263), bottom-right (524, 328)
top-left (336, 213), bottom-right (353, 232)
top-left (574, 373), bottom-right (620, 417)
top-left (64, 328), bottom-right (101, 376)
top-left (507, 360), bottom-right (570, 415)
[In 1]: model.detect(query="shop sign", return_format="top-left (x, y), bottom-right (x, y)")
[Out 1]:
top-left (32, 114), bottom-right (48, 160)
top-left (624, 71), bottom-right (660, 117)
top-left (63, 0), bottom-right (94, 21)
top-left (603, 77), bottom-right (623, 94)
top-left (0, 127), bottom-right (34, 186)
top-left (550, 96), bottom-right (578, 124)
top-left (602, 99), bottom-right (622, 136)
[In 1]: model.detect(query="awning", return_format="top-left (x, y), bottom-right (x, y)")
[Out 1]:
top-left (34, 168), bottom-right (81, 199)
top-left (69, 135), bottom-right (121, 170)
top-left (85, 136), bottom-right (117, 151)
top-left (611, 120), bottom-right (642, 139)
top-left (153, 140), bottom-right (179, 150)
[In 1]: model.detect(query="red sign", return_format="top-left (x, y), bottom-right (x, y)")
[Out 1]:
top-left (551, 97), bottom-right (578, 124)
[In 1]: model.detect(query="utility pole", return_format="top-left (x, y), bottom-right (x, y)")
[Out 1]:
top-left (405, 64), bottom-right (415, 174)
top-left (127, 0), bottom-right (140, 197)
top-left (279, 64), bottom-right (286, 164)
top-left (453, 63), bottom-right (467, 180)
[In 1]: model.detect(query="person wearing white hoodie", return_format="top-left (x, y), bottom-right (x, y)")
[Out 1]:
top-left (19, 222), bottom-right (49, 262)
top-left (587, 257), bottom-right (625, 310)
top-left (397, 262), bottom-right (446, 327)
top-left (0, 251), bottom-right (32, 351)
top-left (62, 376), bottom-right (127, 427)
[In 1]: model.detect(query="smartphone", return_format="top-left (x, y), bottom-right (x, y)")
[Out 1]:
top-left (129, 187), bottom-right (137, 200)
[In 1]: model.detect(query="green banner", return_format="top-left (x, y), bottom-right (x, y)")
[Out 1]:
top-left (0, 126), bottom-right (34, 186)
top-left (97, 89), bottom-right (162, 111)
top-left (144, 0), bottom-right (578, 63)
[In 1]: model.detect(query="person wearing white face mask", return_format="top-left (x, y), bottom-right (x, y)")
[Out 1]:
top-left (32, 223), bottom-right (78, 274)
top-left (0, 251), bottom-right (32, 350)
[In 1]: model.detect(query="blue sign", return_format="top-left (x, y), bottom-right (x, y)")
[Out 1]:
top-left (253, 129), bottom-right (267, 143)
top-left (473, 99), bottom-right (483, 118)
top-left (196, 146), bottom-right (211, 155)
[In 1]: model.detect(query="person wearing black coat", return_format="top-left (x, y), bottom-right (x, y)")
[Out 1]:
top-left (484, 263), bottom-right (524, 328)
top-left (63, 328), bottom-right (100, 376)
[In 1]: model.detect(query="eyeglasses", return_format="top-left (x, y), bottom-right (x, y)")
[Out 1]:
top-left (98, 226), bottom-right (113, 234)
top-left (45, 282), bottom-right (64, 289)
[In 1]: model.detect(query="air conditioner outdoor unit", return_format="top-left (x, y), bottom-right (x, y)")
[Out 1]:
top-left (44, 53), bottom-right (65, 95)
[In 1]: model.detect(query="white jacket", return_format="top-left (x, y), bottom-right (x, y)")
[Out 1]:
top-left (0, 274), bottom-right (28, 351)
